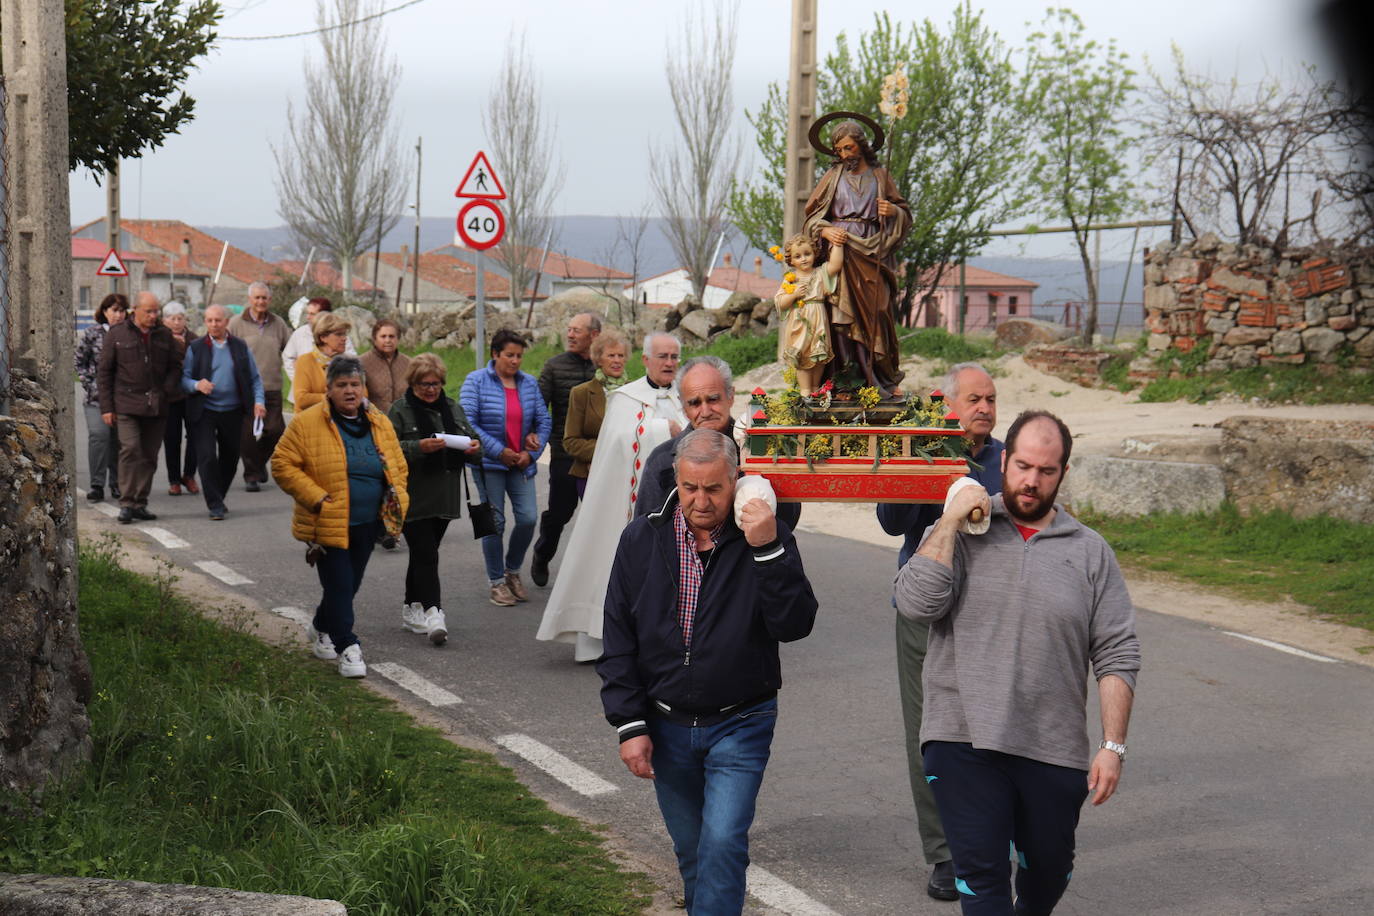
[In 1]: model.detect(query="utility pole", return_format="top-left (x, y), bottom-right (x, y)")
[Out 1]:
top-left (105, 161), bottom-right (121, 295)
top-left (782, 0), bottom-right (818, 242)
top-left (412, 137), bottom-right (421, 315)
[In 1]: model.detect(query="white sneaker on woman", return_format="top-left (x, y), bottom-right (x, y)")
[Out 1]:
top-left (401, 601), bottom-right (428, 634)
top-left (338, 644), bottom-right (366, 678)
top-left (424, 607), bottom-right (448, 646)
top-left (309, 626), bottom-right (337, 660)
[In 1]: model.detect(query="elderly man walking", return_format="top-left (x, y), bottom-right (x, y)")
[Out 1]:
top-left (97, 291), bottom-right (184, 524)
top-left (182, 305), bottom-right (267, 520)
top-left (229, 282), bottom-right (291, 491)
top-left (876, 361), bottom-right (1003, 902)
top-left (599, 428), bottom-right (818, 916)
top-left (530, 311), bottom-right (601, 587)
top-left (896, 410), bottom-right (1140, 914)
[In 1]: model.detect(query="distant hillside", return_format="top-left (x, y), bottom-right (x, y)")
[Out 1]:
top-left (198, 217), bottom-right (1144, 307)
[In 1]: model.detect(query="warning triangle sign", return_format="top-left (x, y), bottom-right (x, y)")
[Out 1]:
top-left (454, 151), bottom-right (506, 200)
top-left (96, 249), bottom-right (129, 277)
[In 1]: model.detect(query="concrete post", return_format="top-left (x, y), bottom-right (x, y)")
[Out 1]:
top-left (2, 0), bottom-right (76, 482)
top-left (782, 0), bottom-right (817, 243)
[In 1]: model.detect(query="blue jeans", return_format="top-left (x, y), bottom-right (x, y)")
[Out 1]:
top-left (923, 741), bottom-right (1089, 915)
top-left (313, 521), bottom-right (379, 653)
top-left (474, 468), bottom-right (537, 583)
top-left (648, 698), bottom-right (778, 915)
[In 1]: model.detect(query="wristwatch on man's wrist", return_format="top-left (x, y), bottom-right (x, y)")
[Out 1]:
top-left (1099, 739), bottom-right (1127, 761)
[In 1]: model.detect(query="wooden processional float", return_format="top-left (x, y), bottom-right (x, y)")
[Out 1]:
top-left (740, 386), bottom-right (974, 504)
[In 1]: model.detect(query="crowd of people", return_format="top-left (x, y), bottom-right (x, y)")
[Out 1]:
top-left (81, 290), bottom-right (1139, 915)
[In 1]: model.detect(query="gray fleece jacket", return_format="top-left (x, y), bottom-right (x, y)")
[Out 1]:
top-left (894, 495), bottom-right (1141, 771)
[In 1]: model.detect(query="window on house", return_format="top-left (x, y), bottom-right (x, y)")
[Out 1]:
top-left (79, 286), bottom-right (91, 308)
top-left (1009, 295), bottom-right (1018, 314)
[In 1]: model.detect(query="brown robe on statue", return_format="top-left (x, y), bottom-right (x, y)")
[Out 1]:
top-left (803, 163), bottom-right (912, 391)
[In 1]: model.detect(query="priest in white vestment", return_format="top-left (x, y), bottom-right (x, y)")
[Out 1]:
top-left (536, 333), bottom-right (685, 661)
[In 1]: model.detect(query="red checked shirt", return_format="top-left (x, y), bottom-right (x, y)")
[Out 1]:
top-left (673, 505), bottom-right (726, 648)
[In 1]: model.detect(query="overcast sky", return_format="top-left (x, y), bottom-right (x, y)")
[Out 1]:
top-left (70, 0), bottom-right (1342, 262)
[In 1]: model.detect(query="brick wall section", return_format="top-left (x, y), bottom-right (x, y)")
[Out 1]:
top-left (1143, 235), bottom-right (1374, 369)
top-left (1022, 344), bottom-right (1114, 387)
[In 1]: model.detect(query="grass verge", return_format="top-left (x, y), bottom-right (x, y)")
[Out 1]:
top-left (1079, 503), bottom-right (1374, 632)
top-left (0, 537), bottom-right (651, 914)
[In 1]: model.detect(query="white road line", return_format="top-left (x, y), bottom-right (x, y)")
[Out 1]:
top-left (747, 866), bottom-right (843, 916)
top-left (371, 662), bottom-right (464, 707)
top-left (92, 502), bottom-right (120, 518)
top-left (271, 606), bottom-right (314, 629)
top-left (494, 734), bottom-right (618, 797)
top-left (194, 560), bottom-right (254, 586)
top-left (1223, 631), bottom-right (1338, 664)
top-left (141, 526), bottom-right (190, 549)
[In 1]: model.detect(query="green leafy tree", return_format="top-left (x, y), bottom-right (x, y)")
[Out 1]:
top-left (1023, 8), bottom-right (1138, 343)
top-left (729, 4), bottom-right (1034, 324)
top-left (62, 0), bottom-right (221, 174)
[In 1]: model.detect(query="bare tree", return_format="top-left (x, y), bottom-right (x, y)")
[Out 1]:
top-left (485, 33), bottom-right (563, 313)
top-left (1143, 49), bottom-right (1366, 247)
top-left (650, 0), bottom-right (739, 302)
top-left (610, 209), bottom-right (653, 325)
top-left (273, 0), bottom-right (408, 295)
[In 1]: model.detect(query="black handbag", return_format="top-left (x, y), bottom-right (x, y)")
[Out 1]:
top-left (464, 466), bottom-right (498, 539)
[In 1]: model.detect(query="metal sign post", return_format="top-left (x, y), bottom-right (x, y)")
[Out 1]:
top-left (455, 153), bottom-right (507, 361)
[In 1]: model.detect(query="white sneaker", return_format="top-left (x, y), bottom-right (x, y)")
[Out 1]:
top-left (424, 606), bottom-right (448, 646)
top-left (338, 644), bottom-right (366, 678)
top-left (401, 601), bottom-right (428, 634)
top-left (309, 626), bottom-right (337, 660)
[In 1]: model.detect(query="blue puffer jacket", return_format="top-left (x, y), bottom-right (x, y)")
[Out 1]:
top-left (459, 362), bottom-right (553, 478)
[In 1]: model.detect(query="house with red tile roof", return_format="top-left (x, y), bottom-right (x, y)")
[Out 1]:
top-left (274, 260), bottom-right (379, 295)
top-left (71, 218), bottom-right (276, 308)
top-left (908, 264), bottom-right (1039, 332)
top-left (354, 249), bottom-right (532, 311)
top-left (71, 238), bottom-right (147, 311)
top-left (627, 252), bottom-right (781, 310)
top-left (432, 244), bottom-right (630, 300)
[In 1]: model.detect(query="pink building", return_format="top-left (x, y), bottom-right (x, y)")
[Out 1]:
top-left (907, 264), bottom-right (1038, 332)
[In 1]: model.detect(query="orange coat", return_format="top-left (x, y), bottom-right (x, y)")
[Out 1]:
top-left (293, 349), bottom-right (368, 412)
top-left (271, 400), bottom-right (408, 548)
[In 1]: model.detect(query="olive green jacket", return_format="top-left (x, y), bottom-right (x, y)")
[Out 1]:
top-left (387, 394), bottom-right (479, 522)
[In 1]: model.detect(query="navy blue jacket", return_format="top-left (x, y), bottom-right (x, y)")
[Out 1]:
top-left (876, 436), bottom-right (1005, 571)
top-left (181, 334), bottom-right (263, 423)
top-left (598, 491), bottom-right (818, 743)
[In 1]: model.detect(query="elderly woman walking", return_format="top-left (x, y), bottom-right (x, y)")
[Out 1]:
top-left (272, 355), bottom-right (407, 678)
top-left (387, 353), bottom-right (481, 645)
top-left (360, 318), bottom-right (410, 413)
top-left (460, 329), bottom-right (552, 606)
top-left (161, 301), bottom-right (200, 496)
top-left (75, 293), bottom-right (128, 501)
top-left (562, 328), bottom-right (629, 498)
top-left (293, 313), bottom-right (363, 412)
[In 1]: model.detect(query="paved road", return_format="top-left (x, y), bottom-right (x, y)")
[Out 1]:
top-left (75, 404), bottom-right (1374, 915)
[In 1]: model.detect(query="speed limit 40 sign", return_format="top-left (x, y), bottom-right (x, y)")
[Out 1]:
top-left (456, 199), bottom-right (505, 250)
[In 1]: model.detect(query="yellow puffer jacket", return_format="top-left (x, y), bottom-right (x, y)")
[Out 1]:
top-left (272, 401), bottom-right (408, 548)
top-left (293, 349), bottom-right (368, 412)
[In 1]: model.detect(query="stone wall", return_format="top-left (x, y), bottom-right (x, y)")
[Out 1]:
top-left (1142, 236), bottom-right (1374, 369)
top-left (1220, 416), bottom-right (1374, 524)
top-left (0, 873), bottom-right (346, 915)
top-left (0, 376), bottom-right (91, 797)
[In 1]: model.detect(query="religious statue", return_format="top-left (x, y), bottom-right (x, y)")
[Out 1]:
top-left (803, 112), bottom-right (912, 397)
